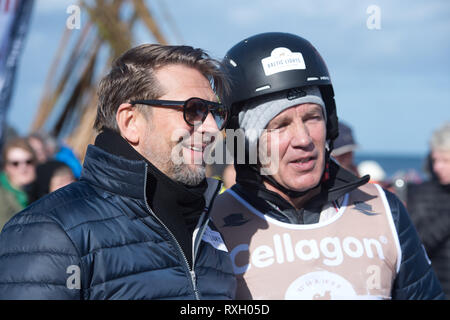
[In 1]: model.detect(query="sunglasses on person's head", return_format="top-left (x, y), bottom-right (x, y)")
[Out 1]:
top-left (7, 159), bottom-right (34, 167)
top-left (130, 97), bottom-right (229, 130)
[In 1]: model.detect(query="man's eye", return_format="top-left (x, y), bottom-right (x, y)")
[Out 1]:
top-left (306, 115), bottom-right (322, 121)
top-left (277, 122), bottom-right (290, 129)
top-left (267, 122), bottom-right (286, 131)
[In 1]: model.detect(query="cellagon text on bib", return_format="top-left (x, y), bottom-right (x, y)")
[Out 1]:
top-left (210, 183), bottom-right (401, 300)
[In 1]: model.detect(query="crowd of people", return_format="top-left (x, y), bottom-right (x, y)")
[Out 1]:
top-left (0, 132), bottom-right (80, 230)
top-left (0, 32), bottom-right (447, 300)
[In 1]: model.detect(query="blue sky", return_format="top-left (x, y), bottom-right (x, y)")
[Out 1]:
top-left (7, 0), bottom-right (450, 155)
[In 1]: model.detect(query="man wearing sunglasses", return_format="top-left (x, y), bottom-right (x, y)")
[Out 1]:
top-left (0, 44), bottom-right (236, 299)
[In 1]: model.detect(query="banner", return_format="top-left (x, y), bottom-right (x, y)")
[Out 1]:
top-left (0, 0), bottom-right (35, 150)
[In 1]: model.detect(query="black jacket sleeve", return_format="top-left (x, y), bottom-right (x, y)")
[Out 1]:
top-left (0, 211), bottom-right (82, 300)
top-left (406, 182), bottom-right (450, 253)
top-left (385, 190), bottom-right (445, 299)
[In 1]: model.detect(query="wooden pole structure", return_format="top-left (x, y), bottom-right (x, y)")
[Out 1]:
top-left (31, 0), bottom-right (171, 161)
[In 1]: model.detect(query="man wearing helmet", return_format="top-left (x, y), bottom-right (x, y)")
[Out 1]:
top-left (210, 32), bottom-right (444, 300)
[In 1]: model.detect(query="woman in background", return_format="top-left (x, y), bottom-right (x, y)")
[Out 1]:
top-left (0, 138), bottom-right (36, 230)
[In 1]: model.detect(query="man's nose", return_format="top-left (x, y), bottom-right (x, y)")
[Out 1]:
top-left (290, 121), bottom-right (313, 148)
top-left (197, 112), bottom-right (219, 133)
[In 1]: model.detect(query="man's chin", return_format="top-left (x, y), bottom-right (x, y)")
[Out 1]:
top-left (283, 175), bottom-right (322, 193)
top-left (171, 163), bottom-right (206, 186)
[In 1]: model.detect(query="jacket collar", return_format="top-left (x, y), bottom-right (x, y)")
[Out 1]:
top-left (80, 129), bottom-right (221, 211)
top-left (81, 143), bottom-right (147, 200)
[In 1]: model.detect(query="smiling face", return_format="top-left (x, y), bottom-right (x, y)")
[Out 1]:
top-left (136, 64), bottom-right (220, 185)
top-left (4, 147), bottom-right (36, 189)
top-left (260, 103), bottom-right (327, 195)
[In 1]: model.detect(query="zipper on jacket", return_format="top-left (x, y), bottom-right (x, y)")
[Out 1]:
top-left (142, 164), bottom-right (200, 300)
top-left (190, 179), bottom-right (223, 273)
top-left (190, 270), bottom-right (198, 299)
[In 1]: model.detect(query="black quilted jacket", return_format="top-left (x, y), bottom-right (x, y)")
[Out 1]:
top-left (407, 180), bottom-right (450, 299)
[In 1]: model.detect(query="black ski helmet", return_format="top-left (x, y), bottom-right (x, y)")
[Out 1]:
top-left (222, 32), bottom-right (339, 147)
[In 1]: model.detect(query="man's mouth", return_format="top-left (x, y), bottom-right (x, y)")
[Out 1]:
top-left (288, 155), bottom-right (317, 171)
top-left (291, 157), bottom-right (314, 163)
top-left (176, 131), bottom-right (218, 166)
top-left (181, 142), bottom-right (210, 165)
top-left (184, 144), bottom-right (206, 152)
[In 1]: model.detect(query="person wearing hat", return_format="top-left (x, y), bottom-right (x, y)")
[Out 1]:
top-left (210, 32), bottom-right (444, 300)
top-left (331, 121), bottom-right (359, 176)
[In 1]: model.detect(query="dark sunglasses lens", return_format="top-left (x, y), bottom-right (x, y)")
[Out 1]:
top-left (9, 159), bottom-right (33, 167)
top-left (210, 106), bottom-right (227, 129)
top-left (185, 99), bottom-right (208, 125)
top-left (184, 99), bottom-right (228, 129)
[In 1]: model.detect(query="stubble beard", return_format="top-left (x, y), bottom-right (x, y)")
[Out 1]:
top-left (172, 161), bottom-right (206, 186)
top-left (142, 137), bottom-right (206, 187)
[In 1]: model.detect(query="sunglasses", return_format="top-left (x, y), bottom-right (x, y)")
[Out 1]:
top-left (130, 97), bottom-right (229, 130)
top-left (7, 159), bottom-right (34, 167)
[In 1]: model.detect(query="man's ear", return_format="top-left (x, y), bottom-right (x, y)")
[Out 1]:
top-left (116, 103), bottom-right (141, 145)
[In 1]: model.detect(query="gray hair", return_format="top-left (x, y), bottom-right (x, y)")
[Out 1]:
top-left (430, 121), bottom-right (450, 151)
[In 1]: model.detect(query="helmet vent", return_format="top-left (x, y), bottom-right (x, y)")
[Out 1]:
top-left (255, 85), bottom-right (271, 92)
top-left (287, 88), bottom-right (306, 100)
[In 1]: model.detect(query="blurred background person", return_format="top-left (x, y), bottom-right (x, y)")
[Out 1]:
top-left (358, 160), bottom-right (387, 184)
top-left (49, 163), bottom-right (76, 193)
top-left (206, 163), bottom-right (236, 194)
top-left (357, 159), bottom-right (402, 197)
top-left (0, 137), bottom-right (36, 230)
top-left (27, 160), bottom-right (76, 203)
top-left (53, 141), bottom-right (82, 179)
top-left (222, 164), bottom-right (236, 190)
top-left (331, 121), bottom-right (359, 176)
top-left (27, 131), bottom-right (54, 164)
top-left (27, 131), bottom-right (82, 179)
top-left (407, 121), bottom-right (450, 299)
